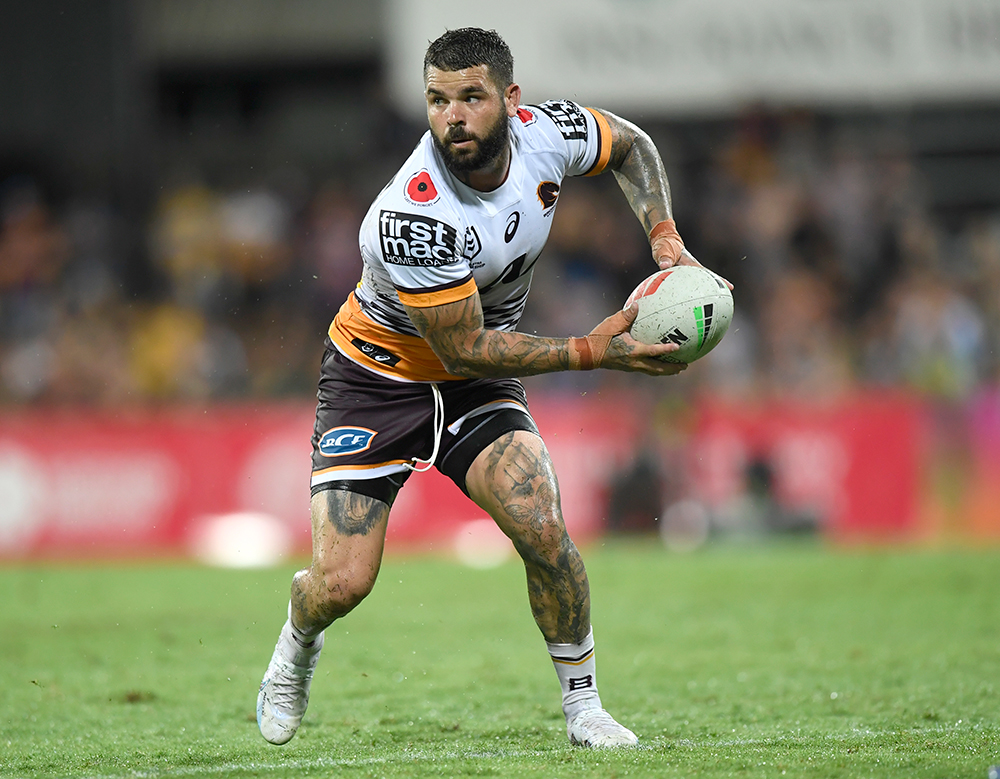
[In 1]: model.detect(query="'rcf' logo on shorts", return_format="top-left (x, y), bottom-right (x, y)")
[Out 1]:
top-left (379, 210), bottom-right (458, 267)
top-left (318, 427), bottom-right (377, 457)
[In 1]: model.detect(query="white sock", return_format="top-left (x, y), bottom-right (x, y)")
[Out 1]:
top-left (546, 627), bottom-right (602, 720)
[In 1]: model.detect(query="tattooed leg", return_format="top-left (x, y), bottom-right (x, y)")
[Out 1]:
top-left (290, 489), bottom-right (391, 634)
top-left (465, 430), bottom-right (591, 644)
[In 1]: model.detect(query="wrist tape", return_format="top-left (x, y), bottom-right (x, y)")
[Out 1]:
top-left (650, 218), bottom-right (684, 264)
top-left (568, 309), bottom-right (634, 370)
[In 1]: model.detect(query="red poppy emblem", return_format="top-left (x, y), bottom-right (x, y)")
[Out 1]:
top-left (516, 107), bottom-right (535, 124)
top-left (405, 170), bottom-right (438, 204)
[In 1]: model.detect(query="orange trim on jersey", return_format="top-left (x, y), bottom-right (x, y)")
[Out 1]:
top-left (582, 107), bottom-right (613, 177)
top-left (328, 292), bottom-right (463, 382)
top-left (396, 276), bottom-right (477, 308)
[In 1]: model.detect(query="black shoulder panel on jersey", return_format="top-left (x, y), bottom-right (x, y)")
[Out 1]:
top-left (534, 100), bottom-right (590, 142)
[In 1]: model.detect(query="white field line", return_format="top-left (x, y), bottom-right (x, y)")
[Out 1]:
top-left (54, 722), bottom-right (993, 779)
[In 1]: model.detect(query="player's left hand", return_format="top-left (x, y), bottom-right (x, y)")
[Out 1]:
top-left (651, 219), bottom-right (734, 290)
top-left (657, 246), bottom-right (700, 270)
top-left (650, 218), bottom-right (684, 269)
top-left (659, 248), bottom-right (735, 291)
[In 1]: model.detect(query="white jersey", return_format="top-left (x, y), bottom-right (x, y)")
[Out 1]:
top-left (328, 99), bottom-right (613, 382)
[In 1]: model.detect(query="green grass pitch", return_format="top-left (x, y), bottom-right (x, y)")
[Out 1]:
top-left (1, 540), bottom-right (998, 778)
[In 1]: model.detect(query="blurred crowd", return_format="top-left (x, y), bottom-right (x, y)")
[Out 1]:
top-left (1, 108), bottom-right (998, 407)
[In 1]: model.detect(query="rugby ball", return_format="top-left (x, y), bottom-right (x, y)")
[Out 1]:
top-left (626, 266), bottom-right (733, 363)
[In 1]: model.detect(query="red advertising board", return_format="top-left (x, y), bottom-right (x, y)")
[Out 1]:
top-left (688, 393), bottom-right (923, 540)
top-left (0, 395), bottom-right (643, 560)
top-left (0, 404), bottom-right (317, 558)
top-left (966, 387), bottom-right (1000, 539)
top-left (0, 391), bottom-right (930, 560)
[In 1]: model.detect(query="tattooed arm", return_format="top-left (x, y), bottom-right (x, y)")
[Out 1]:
top-left (593, 108), bottom-right (708, 273)
top-left (404, 293), bottom-right (684, 379)
top-left (600, 108), bottom-right (674, 235)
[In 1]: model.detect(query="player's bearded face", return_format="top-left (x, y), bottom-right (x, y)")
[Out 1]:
top-left (432, 102), bottom-right (510, 176)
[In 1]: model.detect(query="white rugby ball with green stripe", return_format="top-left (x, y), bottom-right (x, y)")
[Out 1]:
top-left (626, 266), bottom-right (734, 364)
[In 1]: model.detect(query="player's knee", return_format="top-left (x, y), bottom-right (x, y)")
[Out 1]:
top-left (312, 559), bottom-right (379, 617)
top-left (513, 519), bottom-right (576, 570)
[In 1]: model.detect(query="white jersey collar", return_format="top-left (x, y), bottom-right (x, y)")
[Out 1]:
top-left (433, 120), bottom-right (523, 215)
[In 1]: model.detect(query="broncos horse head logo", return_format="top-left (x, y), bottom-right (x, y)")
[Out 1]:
top-left (537, 181), bottom-right (560, 211)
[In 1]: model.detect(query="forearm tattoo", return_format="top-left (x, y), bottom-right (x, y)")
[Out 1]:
top-left (483, 433), bottom-right (590, 644)
top-left (407, 296), bottom-right (570, 378)
top-left (599, 108), bottom-right (674, 235)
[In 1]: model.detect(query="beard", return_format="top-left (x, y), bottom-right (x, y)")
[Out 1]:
top-left (432, 108), bottom-right (510, 177)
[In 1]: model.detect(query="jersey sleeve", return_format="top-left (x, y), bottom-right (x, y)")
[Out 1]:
top-left (365, 205), bottom-right (477, 308)
top-left (531, 99), bottom-right (613, 178)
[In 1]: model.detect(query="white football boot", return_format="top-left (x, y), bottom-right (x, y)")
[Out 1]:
top-left (256, 619), bottom-right (324, 745)
top-left (566, 707), bottom-right (639, 748)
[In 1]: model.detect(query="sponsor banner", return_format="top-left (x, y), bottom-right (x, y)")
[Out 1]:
top-left (387, 0), bottom-right (1000, 117)
top-left (0, 391), bottom-right (941, 559)
top-left (142, 0), bottom-right (380, 62)
top-left (0, 397), bottom-right (641, 559)
top-left (961, 388), bottom-right (1000, 538)
top-left (0, 405), bottom-right (318, 558)
top-left (689, 392), bottom-right (923, 539)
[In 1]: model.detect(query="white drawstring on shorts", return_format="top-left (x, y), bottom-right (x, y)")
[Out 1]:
top-left (404, 382), bottom-right (444, 473)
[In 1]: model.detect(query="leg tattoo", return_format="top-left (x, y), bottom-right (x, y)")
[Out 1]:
top-left (327, 490), bottom-right (386, 536)
top-left (482, 433), bottom-right (591, 644)
top-left (290, 489), bottom-right (390, 632)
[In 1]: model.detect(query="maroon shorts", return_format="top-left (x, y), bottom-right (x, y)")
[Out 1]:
top-left (309, 341), bottom-right (539, 504)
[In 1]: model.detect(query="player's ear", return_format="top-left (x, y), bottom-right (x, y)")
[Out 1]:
top-left (504, 83), bottom-right (521, 116)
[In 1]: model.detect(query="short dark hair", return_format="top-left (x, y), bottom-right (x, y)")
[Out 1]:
top-left (423, 28), bottom-right (514, 88)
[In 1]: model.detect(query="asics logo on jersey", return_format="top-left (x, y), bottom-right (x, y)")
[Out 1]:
top-left (318, 426), bottom-right (378, 457)
top-left (379, 211), bottom-right (458, 267)
top-left (505, 211), bottom-right (520, 243)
